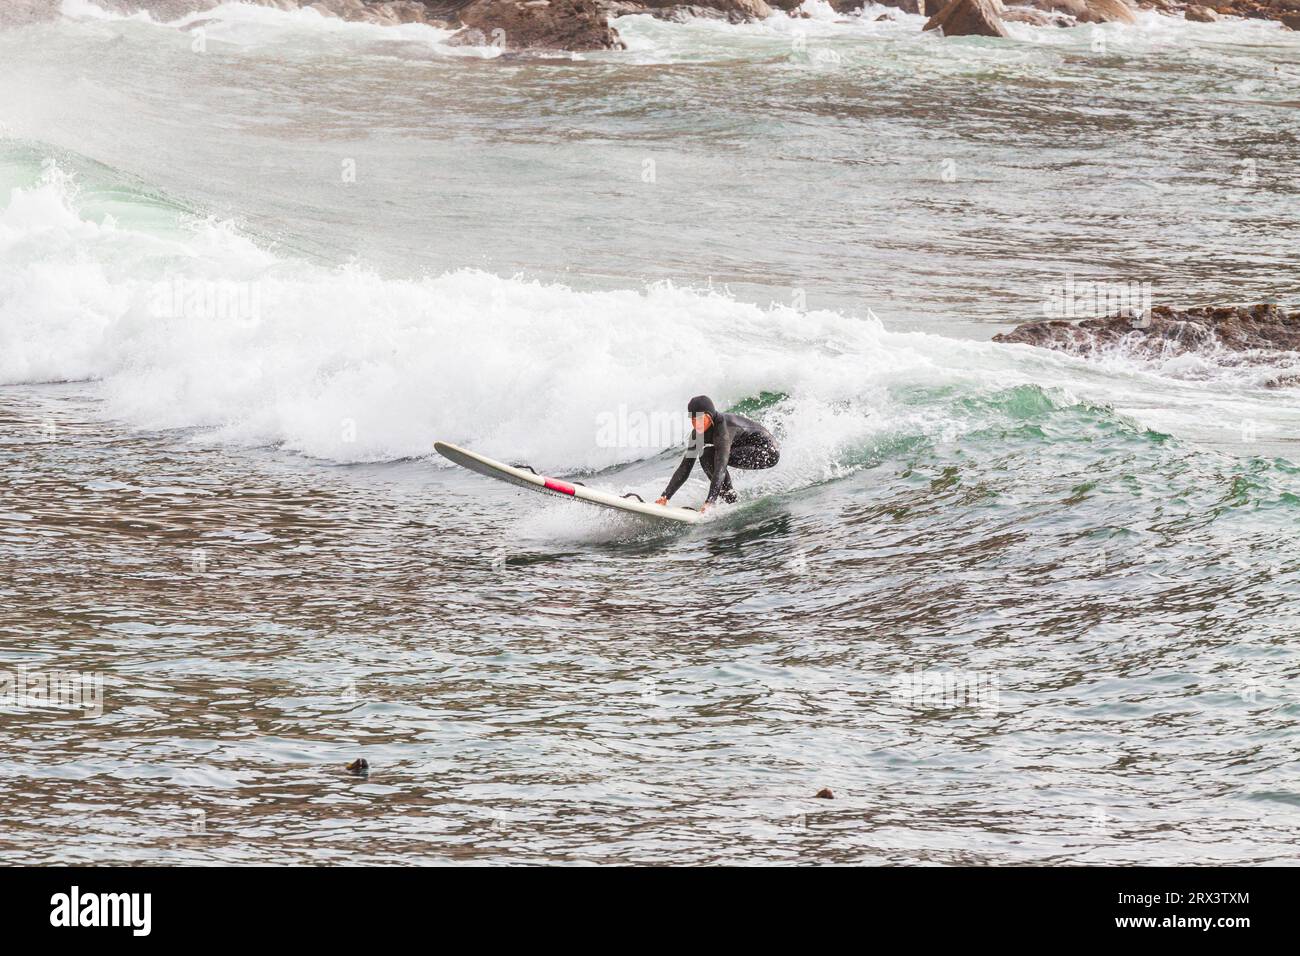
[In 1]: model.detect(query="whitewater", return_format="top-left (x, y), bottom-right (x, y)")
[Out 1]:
top-left (1, 1), bottom-right (1298, 865)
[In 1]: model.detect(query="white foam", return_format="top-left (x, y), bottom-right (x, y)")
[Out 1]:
top-left (5, 166), bottom-right (1300, 484)
top-left (0, 168), bottom-right (929, 474)
top-left (58, 0), bottom-right (474, 55)
top-left (59, 0), bottom-right (152, 22)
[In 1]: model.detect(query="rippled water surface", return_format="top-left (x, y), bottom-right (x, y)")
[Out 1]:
top-left (1, 3), bottom-right (1298, 864)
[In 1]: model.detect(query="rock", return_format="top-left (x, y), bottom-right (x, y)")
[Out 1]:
top-left (1038, 0), bottom-right (1079, 17)
top-left (898, 0), bottom-right (941, 13)
top-left (308, 0), bottom-right (369, 18)
top-left (450, 0), bottom-right (624, 50)
top-left (598, 0), bottom-right (641, 14)
top-left (369, 0), bottom-right (438, 21)
top-left (1002, 5), bottom-right (1056, 21)
top-left (993, 304), bottom-right (1300, 373)
top-left (1024, 0), bottom-right (1136, 21)
top-left (1004, 3), bottom-right (1076, 20)
top-left (922, 0), bottom-right (1010, 35)
top-left (511, 0), bottom-right (1300, 33)
top-left (94, 0), bottom-right (227, 20)
top-left (1184, 2), bottom-right (1218, 17)
top-left (608, 0), bottom-right (772, 21)
top-left (835, 0), bottom-right (932, 12)
top-left (311, 0), bottom-right (448, 22)
top-left (1081, 0), bottom-right (1137, 20)
top-left (420, 0), bottom-right (479, 17)
top-left (0, 0), bottom-right (62, 25)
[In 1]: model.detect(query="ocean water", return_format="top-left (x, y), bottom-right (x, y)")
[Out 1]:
top-left (1, 1), bottom-right (1298, 864)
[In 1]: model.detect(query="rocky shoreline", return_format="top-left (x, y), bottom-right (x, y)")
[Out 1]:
top-left (993, 304), bottom-right (1300, 386)
top-left (3, 0), bottom-right (1299, 49)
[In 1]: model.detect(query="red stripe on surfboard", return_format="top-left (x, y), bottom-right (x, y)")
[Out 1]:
top-left (544, 478), bottom-right (576, 496)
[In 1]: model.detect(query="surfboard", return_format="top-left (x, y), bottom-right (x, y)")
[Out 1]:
top-left (434, 441), bottom-right (703, 525)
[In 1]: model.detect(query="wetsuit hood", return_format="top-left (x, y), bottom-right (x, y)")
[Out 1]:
top-left (687, 395), bottom-right (718, 424)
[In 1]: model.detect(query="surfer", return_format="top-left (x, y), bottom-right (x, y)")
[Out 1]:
top-left (656, 395), bottom-right (780, 512)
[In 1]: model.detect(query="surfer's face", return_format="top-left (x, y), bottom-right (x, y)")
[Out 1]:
top-left (692, 413), bottom-right (712, 433)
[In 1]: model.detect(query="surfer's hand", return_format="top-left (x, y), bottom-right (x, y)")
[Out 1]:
top-left (699, 502), bottom-right (710, 514)
top-left (655, 497), bottom-right (668, 506)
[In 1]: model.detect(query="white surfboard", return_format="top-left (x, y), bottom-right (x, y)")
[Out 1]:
top-left (434, 441), bottom-right (703, 525)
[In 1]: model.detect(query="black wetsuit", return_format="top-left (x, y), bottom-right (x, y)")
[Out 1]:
top-left (661, 412), bottom-right (780, 505)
